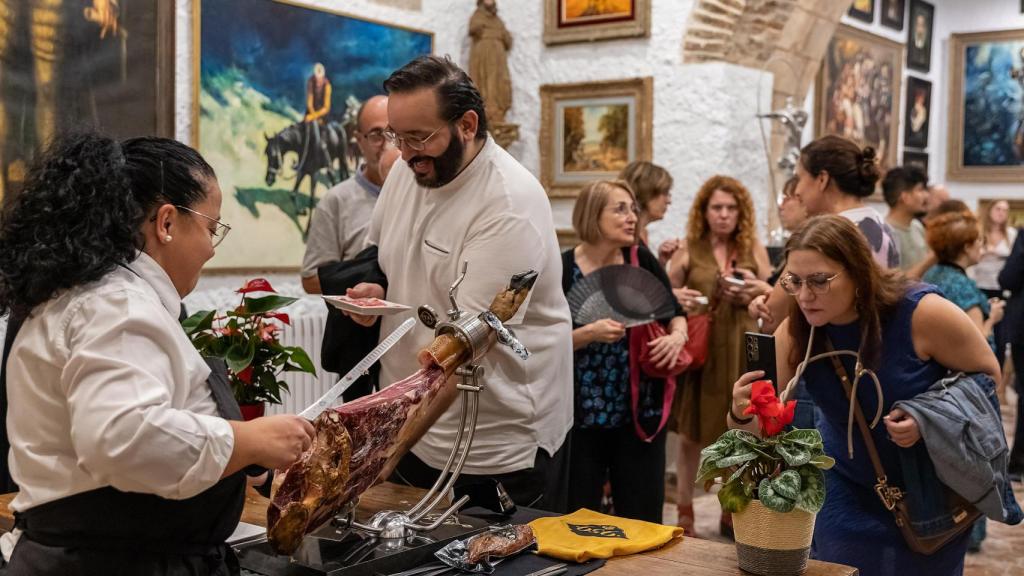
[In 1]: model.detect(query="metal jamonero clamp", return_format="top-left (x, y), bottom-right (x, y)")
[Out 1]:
top-left (480, 311), bottom-right (529, 359)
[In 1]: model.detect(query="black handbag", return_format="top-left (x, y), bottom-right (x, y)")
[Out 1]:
top-left (318, 245), bottom-right (388, 401)
top-left (825, 338), bottom-right (980, 555)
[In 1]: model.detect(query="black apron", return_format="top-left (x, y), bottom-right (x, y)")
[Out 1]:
top-left (1, 321), bottom-right (249, 575)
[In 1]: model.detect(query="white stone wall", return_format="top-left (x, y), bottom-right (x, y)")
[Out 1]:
top-left (175, 0), bottom-right (774, 292)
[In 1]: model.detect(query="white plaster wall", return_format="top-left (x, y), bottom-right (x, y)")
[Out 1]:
top-left (176, 0), bottom-right (774, 294)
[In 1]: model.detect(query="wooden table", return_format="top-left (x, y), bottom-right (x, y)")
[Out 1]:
top-left (0, 488), bottom-right (857, 575)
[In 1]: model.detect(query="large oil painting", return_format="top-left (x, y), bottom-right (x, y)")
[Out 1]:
top-left (539, 78), bottom-right (652, 198)
top-left (194, 0), bottom-right (431, 270)
top-left (816, 25), bottom-right (902, 172)
top-left (0, 0), bottom-right (174, 203)
top-left (544, 0), bottom-right (650, 45)
top-left (947, 30), bottom-right (1024, 182)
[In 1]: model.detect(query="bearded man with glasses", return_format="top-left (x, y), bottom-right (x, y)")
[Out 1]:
top-left (345, 55), bottom-right (573, 513)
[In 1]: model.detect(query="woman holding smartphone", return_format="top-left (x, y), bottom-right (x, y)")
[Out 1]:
top-left (730, 215), bottom-right (999, 575)
top-left (667, 175), bottom-right (770, 537)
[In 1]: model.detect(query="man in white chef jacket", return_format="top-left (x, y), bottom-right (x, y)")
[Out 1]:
top-left (348, 55), bottom-right (572, 512)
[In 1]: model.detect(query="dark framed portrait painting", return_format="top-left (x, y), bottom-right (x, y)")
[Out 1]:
top-left (543, 0), bottom-right (651, 45)
top-left (0, 0), bottom-right (175, 203)
top-left (948, 29), bottom-right (1024, 182)
top-left (881, 0), bottom-right (905, 31)
top-left (907, 0), bottom-right (934, 72)
top-left (194, 0), bottom-right (431, 270)
top-left (817, 25), bottom-right (903, 172)
top-left (903, 76), bottom-right (931, 149)
top-left (903, 151), bottom-right (929, 175)
top-left (848, 0), bottom-right (874, 24)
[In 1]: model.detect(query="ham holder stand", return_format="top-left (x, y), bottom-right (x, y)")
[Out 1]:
top-left (236, 263), bottom-right (531, 576)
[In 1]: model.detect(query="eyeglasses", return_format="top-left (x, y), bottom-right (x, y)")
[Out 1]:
top-left (606, 201), bottom-right (638, 217)
top-left (780, 271), bottom-right (842, 296)
top-left (176, 205), bottom-right (231, 248)
top-left (359, 128), bottom-right (386, 146)
top-left (383, 115), bottom-right (459, 151)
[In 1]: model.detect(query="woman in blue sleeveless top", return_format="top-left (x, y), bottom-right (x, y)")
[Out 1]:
top-left (729, 215), bottom-right (1000, 575)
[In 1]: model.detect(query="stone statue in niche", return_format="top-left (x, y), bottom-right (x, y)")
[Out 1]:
top-left (469, 0), bottom-right (518, 148)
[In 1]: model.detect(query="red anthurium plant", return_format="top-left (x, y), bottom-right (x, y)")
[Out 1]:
top-left (696, 381), bottom-right (834, 515)
top-left (182, 279), bottom-right (315, 405)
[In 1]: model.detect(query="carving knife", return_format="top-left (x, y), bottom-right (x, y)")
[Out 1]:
top-left (242, 317), bottom-right (415, 479)
top-left (298, 317), bottom-right (416, 421)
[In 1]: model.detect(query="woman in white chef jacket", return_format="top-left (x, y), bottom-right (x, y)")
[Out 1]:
top-left (0, 132), bottom-right (315, 575)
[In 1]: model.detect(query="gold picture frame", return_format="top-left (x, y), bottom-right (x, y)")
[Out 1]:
top-left (539, 77), bottom-right (653, 199)
top-left (947, 29), bottom-right (1024, 182)
top-left (543, 0), bottom-right (651, 46)
top-left (815, 25), bottom-right (903, 173)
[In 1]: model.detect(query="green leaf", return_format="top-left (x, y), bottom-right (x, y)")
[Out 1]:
top-left (776, 443), bottom-right (812, 467)
top-left (226, 339), bottom-right (257, 374)
top-left (808, 454), bottom-right (836, 470)
top-left (243, 295), bottom-right (299, 315)
top-left (758, 478), bottom-right (796, 513)
top-left (718, 479), bottom-right (752, 513)
top-left (781, 428), bottom-right (824, 448)
top-left (287, 347), bottom-right (316, 375)
top-left (796, 465), bottom-right (826, 513)
top-left (727, 463), bottom-right (751, 484)
top-left (714, 452), bottom-right (759, 469)
top-left (771, 469), bottom-right (802, 501)
top-left (181, 310), bottom-right (215, 335)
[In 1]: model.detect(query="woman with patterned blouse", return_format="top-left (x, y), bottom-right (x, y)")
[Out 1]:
top-left (561, 180), bottom-right (687, 523)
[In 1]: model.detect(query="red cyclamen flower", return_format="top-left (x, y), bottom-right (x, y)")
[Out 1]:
top-left (743, 380), bottom-right (796, 437)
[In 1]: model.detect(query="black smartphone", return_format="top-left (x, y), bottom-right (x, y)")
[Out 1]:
top-left (745, 331), bottom-right (778, 392)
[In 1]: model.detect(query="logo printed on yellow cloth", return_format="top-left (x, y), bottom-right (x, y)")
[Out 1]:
top-left (528, 508), bottom-right (682, 562)
top-left (567, 524), bottom-right (626, 539)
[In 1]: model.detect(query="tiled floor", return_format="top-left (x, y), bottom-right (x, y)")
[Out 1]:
top-left (661, 387), bottom-right (1024, 574)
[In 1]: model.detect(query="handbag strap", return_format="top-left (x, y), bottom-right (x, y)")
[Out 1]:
top-left (823, 337), bottom-right (905, 511)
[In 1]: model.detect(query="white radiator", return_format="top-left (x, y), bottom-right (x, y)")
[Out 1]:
top-left (266, 307), bottom-right (338, 415)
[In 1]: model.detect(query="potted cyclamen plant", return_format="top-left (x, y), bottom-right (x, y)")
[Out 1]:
top-left (697, 381), bottom-right (835, 576)
top-left (182, 279), bottom-right (316, 419)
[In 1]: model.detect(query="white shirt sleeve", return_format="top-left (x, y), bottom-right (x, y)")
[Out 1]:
top-left (454, 211), bottom-right (547, 327)
top-left (59, 289), bottom-right (234, 500)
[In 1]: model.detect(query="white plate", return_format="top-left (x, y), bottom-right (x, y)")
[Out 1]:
top-left (323, 295), bottom-right (411, 315)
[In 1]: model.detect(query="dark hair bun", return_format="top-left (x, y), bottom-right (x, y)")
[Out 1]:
top-left (856, 146), bottom-right (881, 197)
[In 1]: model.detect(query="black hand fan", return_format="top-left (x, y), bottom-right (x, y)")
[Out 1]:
top-left (567, 264), bottom-right (677, 328)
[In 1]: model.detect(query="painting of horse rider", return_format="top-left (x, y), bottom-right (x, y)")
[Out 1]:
top-left (195, 0), bottom-right (431, 269)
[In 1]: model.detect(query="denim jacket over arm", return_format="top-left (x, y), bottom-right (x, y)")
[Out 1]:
top-left (892, 372), bottom-right (1023, 525)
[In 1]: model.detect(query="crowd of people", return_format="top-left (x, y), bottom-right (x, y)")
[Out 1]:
top-left (0, 54), bottom-right (1019, 576)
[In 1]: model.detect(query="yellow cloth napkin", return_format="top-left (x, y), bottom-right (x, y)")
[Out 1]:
top-left (527, 508), bottom-right (683, 562)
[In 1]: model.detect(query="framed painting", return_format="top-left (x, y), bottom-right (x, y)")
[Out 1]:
top-left (903, 151), bottom-right (929, 175)
top-left (539, 77), bottom-right (653, 198)
top-left (0, 0), bottom-right (175, 203)
top-left (881, 0), bottom-right (905, 31)
top-left (848, 0), bottom-right (874, 23)
top-left (947, 29), bottom-right (1024, 182)
top-left (816, 25), bottom-right (903, 172)
top-left (907, 0), bottom-right (934, 73)
top-left (903, 76), bottom-right (931, 149)
top-left (543, 0), bottom-right (651, 46)
top-left (193, 0), bottom-right (431, 270)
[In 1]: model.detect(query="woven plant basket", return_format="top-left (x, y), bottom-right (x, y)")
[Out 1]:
top-left (732, 500), bottom-right (816, 576)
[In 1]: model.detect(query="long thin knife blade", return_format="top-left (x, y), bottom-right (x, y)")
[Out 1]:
top-left (299, 317), bottom-right (416, 420)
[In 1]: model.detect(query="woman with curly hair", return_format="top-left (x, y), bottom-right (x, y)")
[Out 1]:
top-left (0, 132), bottom-right (314, 574)
top-left (666, 175), bottom-right (771, 537)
